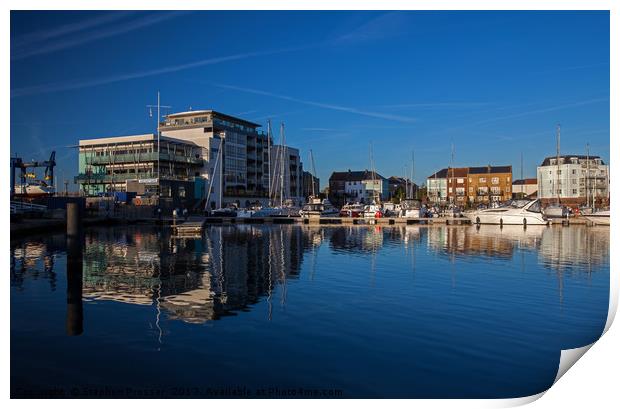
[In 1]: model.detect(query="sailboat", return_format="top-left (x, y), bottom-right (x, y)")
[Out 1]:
top-left (299, 149), bottom-right (339, 217)
top-left (252, 122), bottom-right (300, 217)
top-left (543, 125), bottom-right (567, 218)
top-left (399, 150), bottom-right (421, 218)
top-left (363, 143), bottom-right (383, 218)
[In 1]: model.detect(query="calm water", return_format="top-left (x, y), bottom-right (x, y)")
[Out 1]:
top-left (11, 224), bottom-right (609, 398)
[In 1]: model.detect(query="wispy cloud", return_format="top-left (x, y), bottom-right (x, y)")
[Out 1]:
top-left (334, 12), bottom-right (411, 44)
top-left (469, 97), bottom-right (609, 127)
top-left (212, 83), bottom-right (417, 123)
top-left (301, 127), bottom-right (334, 132)
top-left (12, 11), bottom-right (136, 49)
top-left (379, 102), bottom-right (491, 110)
top-left (11, 45), bottom-right (310, 98)
top-left (12, 11), bottom-right (188, 61)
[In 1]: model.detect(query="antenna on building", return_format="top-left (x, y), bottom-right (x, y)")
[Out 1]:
top-left (146, 92), bottom-right (172, 189)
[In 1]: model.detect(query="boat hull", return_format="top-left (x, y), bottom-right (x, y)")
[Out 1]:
top-left (583, 211), bottom-right (610, 225)
top-left (466, 212), bottom-right (547, 225)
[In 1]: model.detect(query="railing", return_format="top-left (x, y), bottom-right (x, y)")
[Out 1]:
top-left (85, 152), bottom-right (202, 166)
top-left (10, 201), bottom-right (47, 214)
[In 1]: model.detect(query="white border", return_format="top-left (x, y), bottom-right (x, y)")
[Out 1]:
top-left (2, 1), bottom-right (617, 407)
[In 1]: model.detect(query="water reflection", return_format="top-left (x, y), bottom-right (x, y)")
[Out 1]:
top-left (10, 224), bottom-right (609, 331)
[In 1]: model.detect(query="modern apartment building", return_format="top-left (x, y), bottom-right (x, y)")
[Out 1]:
top-left (268, 145), bottom-right (303, 205)
top-left (427, 165), bottom-right (512, 205)
top-left (328, 170), bottom-right (388, 207)
top-left (536, 155), bottom-right (609, 205)
top-left (160, 110), bottom-right (271, 208)
top-left (75, 133), bottom-right (203, 208)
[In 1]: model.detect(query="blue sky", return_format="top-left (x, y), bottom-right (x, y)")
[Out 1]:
top-left (10, 10), bottom-right (609, 189)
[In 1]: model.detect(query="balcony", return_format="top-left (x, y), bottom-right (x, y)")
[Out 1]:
top-left (85, 152), bottom-right (202, 166)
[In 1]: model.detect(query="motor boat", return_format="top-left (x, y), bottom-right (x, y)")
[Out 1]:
top-left (340, 203), bottom-right (364, 217)
top-left (363, 203), bottom-right (383, 218)
top-left (300, 198), bottom-right (339, 218)
top-left (583, 209), bottom-right (610, 225)
top-left (399, 199), bottom-right (421, 218)
top-left (466, 199), bottom-right (548, 226)
top-left (543, 203), bottom-right (568, 218)
top-left (13, 181), bottom-right (55, 197)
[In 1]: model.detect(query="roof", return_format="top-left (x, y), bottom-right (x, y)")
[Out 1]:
top-left (428, 165), bottom-right (512, 179)
top-left (513, 178), bottom-right (537, 185)
top-left (540, 155), bottom-right (603, 166)
top-left (468, 165), bottom-right (512, 174)
top-left (427, 167), bottom-right (468, 178)
top-left (329, 170), bottom-right (386, 182)
top-left (79, 133), bottom-right (199, 147)
top-left (165, 110), bottom-right (261, 127)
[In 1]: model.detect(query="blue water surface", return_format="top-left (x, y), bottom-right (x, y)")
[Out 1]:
top-left (10, 224), bottom-right (609, 398)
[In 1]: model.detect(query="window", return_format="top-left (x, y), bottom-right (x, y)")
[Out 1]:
top-left (506, 177), bottom-right (511, 183)
top-left (457, 178), bottom-right (464, 184)
top-left (479, 177), bottom-right (486, 183)
top-left (178, 186), bottom-right (186, 198)
top-left (491, 177), bottom-right (499, 184)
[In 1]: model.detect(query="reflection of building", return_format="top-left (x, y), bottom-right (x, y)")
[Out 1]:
top-left (537, 155), bottom-right (609, 205)
top-left (539, 225), bottom-right (610, 268)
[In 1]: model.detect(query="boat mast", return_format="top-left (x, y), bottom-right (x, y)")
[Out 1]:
top-left (556, 124), bottom-right (561, 205)
top-left (267, 119), bottom-right (272, 206)
top-left (586, 143), bottom-right (590, 209)
top-left (450, 143), bottom-right (455, 205)
top-left (309, 149), bottom-right (317, 197)
top-left (411, 150), bottom-right (415, 199)
top-left (279, 122), bottom-right (285, 207)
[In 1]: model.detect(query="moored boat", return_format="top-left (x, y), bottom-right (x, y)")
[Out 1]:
top-left (583, 210), bottom-right (610, 225)
top-left (466, 199), bottom-right (547, 225)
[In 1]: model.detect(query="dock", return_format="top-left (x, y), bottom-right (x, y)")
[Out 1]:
top-left (197, 216), bottom-right (472, 226)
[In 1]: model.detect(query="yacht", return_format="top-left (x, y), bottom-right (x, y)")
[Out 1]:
top-left (399, 199), bottom-right (421, 218)
top-left (583, 210), bottom-right (610, 225)
top-left (466, 199), bottom-right (548, 225)
top-left (340, 203), bottom-right (364, 218)
top-left (363, 203), bottom-right (383, 218)
top-left (300, 198), bottom-right (339, 218)
top-left (14, 181), bottom-right (55, 197)
top-left (543, 204), bottom-right (567, 218)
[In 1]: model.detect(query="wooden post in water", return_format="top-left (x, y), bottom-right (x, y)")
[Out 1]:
top-left (66, 202), bottom-right (82, 237)
top-left (66, 234), bottom-right (84, 336)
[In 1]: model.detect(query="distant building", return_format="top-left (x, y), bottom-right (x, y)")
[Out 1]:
top-left (512, 178), bottom-right (538, 198)
top-left (268, 145), bottom-right (303, 205)
top-left (302, 171), bottom-right (320, 200)
top-left (427, 165), bottom-right (512, 205)
top-left (536, 155), bottom-right (609, 205)
top-left (75, 133), bottom-right (203, 209)
top-left (467, 165), bottom-right (512, 204)
top-left (328, 170), bottom-right (388, 207)
top-left (387, 176), bottom-right (418, 200)
top-left (427, 168), bottom-right (449, 203)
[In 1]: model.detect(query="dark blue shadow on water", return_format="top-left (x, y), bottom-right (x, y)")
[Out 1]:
top-left (10, 224), bottom-right (609, 398)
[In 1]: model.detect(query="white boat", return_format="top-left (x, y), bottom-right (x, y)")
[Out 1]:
top-left (363, 203), bottom-right (383, 218)
top-left (339, 202), bottom-right (364, 217)
top-left (399, 199), bottom-right (421, 218)
top-left (300, 198), bottom-right (339, 218)
top-left (14, 181), bottom-right (55, 197)
top-left (466, 199), bottom-right (547, 225)
top-left (583, 210), bottom-right (610, 225)
top-left (543, 204), bottom-right (567, 218)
